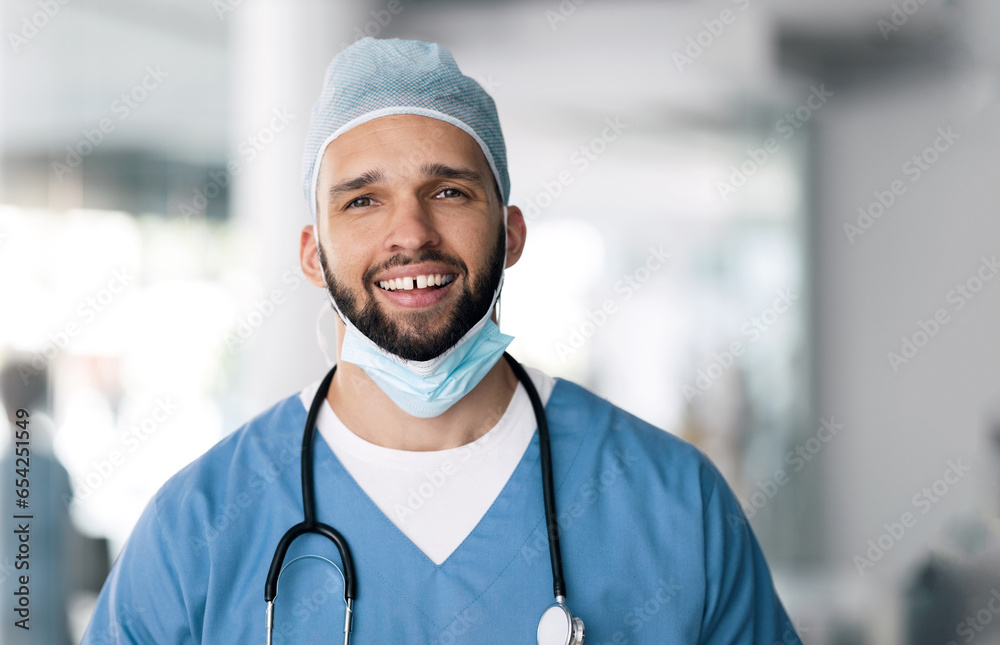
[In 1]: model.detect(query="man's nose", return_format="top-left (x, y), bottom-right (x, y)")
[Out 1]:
top-left (384, 198), bottom-right (441, 252)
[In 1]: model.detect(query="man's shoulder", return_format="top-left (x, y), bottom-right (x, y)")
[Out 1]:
top-left (149, 390), bottom-right (306, 513)
top-left (542, 376), bottom-right (739, 557)
top-left (547, 376), bottom-right (716, 482)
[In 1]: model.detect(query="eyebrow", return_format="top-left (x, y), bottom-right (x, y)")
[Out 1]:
top-left (327, 169), bottom-right (387, 203)
top-left (420, 163), bottom-right (488, 191)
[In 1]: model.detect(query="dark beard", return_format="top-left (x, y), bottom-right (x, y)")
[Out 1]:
top-left (318, 222), bottom-right (506, 362)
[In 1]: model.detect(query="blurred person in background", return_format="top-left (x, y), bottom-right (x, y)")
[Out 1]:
top-left (82, 37), bottom-right (799, 644)
top-left (0, 358), bottom-right (74, 645)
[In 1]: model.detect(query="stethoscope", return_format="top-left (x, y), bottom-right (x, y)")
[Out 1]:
top-left (264, 352), bottom-right (584, 645)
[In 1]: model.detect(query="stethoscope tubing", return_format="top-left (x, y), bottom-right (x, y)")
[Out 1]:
top-left (264, 366), bottom-right (356, 604)
top-left (263, 352), bottom-right (571, 639)
top-left (502, 352), bottom-right (567, 600)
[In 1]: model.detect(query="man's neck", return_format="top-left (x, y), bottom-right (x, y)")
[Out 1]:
top-left (326, 320), bottom-right (518, 451)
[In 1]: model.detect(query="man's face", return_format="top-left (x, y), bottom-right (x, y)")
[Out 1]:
top-left (314, 114), bottom-right (506, 362)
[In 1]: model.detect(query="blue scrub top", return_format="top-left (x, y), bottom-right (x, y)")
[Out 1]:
top-left (82, 378), bottom-right (800, 644)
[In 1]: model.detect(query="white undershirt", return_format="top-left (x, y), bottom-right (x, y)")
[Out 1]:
top-left (298, 366), bottom-right (555, 565)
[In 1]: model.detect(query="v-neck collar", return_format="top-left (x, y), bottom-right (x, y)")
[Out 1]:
top-left (302, 377), bottom-right (585, 630)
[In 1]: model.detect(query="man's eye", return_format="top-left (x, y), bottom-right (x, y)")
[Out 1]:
top-left (437, 187), bottom-right (465, 199)
top-left (347, 196), bottom-right (373, 209)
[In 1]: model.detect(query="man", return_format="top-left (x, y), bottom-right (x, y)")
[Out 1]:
top-left (83, 38), bottom-right (800, 644)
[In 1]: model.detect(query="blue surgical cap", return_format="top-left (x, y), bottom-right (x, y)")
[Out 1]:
top-left (301, 37), bottom-right (509, 219)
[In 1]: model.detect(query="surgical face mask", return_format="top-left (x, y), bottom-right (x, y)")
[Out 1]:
top-left (316, 207), bottom-right (513, 418)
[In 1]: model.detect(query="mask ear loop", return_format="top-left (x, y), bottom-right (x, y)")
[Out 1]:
top-left (496, 204), bottom-right (508, 330)
top-left (312, 222), bottom-right (335, 367)
top-left (316, 302), bottom-right (337, 367)
top-left (312, 222), bottom-right (339, 367)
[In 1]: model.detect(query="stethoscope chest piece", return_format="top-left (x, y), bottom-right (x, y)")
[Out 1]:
top-left (537, 601), bottom-right (585, 645)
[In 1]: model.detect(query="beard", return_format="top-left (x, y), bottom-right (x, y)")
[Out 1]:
top-left (318, 221), bottom-right (506, 362)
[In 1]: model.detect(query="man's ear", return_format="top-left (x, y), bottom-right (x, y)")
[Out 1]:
top-left (504, 205), bottom-right (526, 269)
top-left (300, 224), bottom-right (327, 288)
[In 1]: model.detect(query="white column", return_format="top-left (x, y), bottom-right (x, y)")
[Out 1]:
top-left (227, 0), bottom-right (368, 407)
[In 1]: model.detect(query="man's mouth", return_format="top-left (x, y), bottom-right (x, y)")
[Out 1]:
top-left (377, 273), bottom-right (457, 291)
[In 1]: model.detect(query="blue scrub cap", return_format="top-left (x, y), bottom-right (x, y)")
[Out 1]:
top-left (302, 37), bottom-right (509, 219)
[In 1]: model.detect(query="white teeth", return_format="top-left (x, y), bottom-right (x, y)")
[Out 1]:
top-left (379, 273), bottom-right (456, 291)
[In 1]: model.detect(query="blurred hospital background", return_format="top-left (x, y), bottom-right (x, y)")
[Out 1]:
top-left (1, 0), bottom-right (998, 642)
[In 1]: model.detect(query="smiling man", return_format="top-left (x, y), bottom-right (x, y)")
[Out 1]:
top-left (82, 38), bottom-right (800, 645)
top-left (303, 112), bottom-right (522, 452)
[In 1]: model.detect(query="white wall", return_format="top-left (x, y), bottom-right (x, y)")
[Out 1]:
top-left (813, 56), bottom-right (1000, 590)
